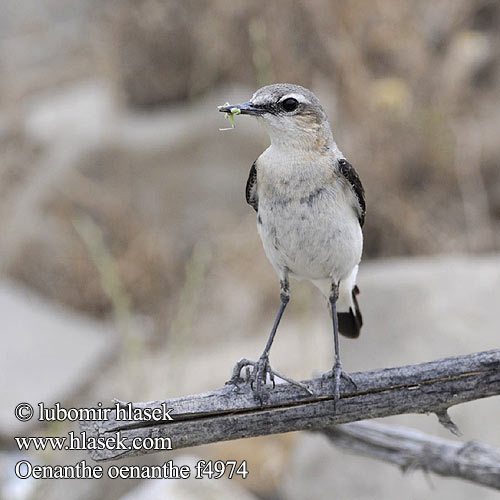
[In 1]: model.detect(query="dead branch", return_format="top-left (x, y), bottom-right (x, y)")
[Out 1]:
top-left (321, 421), bottom-right (500, 490)
top-left (81, 349), bottom-right (500, 466)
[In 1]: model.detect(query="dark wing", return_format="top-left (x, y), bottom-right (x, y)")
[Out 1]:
top-left (338, 158), bottom-right (366, 227)
top-left (245, 161), bottom-right (258, 212)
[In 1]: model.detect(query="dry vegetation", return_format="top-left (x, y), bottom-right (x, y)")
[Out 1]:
top-left (1, 0), bottom-right (499, 328)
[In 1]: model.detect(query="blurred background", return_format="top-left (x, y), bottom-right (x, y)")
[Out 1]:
top-left (1, 0), bottom-right (499, 499)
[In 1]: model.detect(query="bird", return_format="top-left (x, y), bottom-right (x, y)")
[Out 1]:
top-left (219, 83), bottom-right (365, 405)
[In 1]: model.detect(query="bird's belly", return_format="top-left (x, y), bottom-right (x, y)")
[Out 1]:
top-left (257, 195), bottom-right (362, 281)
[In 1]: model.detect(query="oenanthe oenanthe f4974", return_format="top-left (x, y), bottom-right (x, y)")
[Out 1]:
top-left (219, 83), bottom-right (365, 405)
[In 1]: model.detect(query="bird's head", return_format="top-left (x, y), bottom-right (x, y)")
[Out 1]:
top-left (219, 83), bottom-right (334, 152)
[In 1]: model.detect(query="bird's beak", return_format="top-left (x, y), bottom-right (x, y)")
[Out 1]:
top-left (218, 102), bottom-right (265, 116)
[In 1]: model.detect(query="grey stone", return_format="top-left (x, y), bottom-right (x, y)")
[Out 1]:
top-left (0, 281), bottom-right (114, 437)
top-left (118, 455), bottom-right (257, 500)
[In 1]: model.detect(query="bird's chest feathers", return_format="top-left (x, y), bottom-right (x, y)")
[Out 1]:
top-left (255, 150), bottom-right (361, 280)
top-left (257, 152), bottom-right (337, 246)
top-left (257, 150), bottom-right (333, 204)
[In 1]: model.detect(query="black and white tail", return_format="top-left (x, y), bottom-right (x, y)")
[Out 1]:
top-left (313, 265), bottom-right (363, 338)
top-left (337, 284), bottom-right (363, 338)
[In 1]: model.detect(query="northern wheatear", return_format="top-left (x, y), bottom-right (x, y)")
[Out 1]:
top-left (219, 83), bottom-right (365, 404)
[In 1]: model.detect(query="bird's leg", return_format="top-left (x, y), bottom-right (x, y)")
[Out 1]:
top-left (325, 281), bottom-right (357, 408)
top-left (228, 278), bottom-right (312, 401)
top-left (253, 279), bottom-right (290, 395)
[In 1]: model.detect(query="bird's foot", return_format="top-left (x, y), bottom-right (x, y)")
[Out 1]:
top-left (228, 356), bottom-right (313, 403)
top-left (322, 360), bottom-right (357, 410)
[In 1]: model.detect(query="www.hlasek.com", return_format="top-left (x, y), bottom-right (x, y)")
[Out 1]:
top-left (13, 402), bottom-right (248, 480)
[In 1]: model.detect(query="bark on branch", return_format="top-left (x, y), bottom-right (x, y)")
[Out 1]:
top-left (321, 421), bottom-right (500, 490)
top-left (81, 349), bottom-right (500, 465)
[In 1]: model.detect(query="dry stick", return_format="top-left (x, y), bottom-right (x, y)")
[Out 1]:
top-left (81, 349), bottom-right (500, 463)
top-left (321, 421), bottom-right (500, 490)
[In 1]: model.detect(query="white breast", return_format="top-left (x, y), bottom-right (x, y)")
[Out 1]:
top-left (256, 148), bottom-right (363, 283)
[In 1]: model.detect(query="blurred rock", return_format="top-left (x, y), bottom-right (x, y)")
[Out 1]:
top-left (356, 254), bottom-right (500, 367)
top-left (24, 81), bottom-right (116, 147)
top-left (118, 456), bottom-right (257, 500)
top-left (0, 280), bottom-right (115, 437)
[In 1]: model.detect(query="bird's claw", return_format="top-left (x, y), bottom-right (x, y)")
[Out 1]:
top-left (227, 356), bottom-right (273, 402)
top-left (227, 356), bottom-right (313, 402)
top-left (322, 361), bottom-right (357, 410)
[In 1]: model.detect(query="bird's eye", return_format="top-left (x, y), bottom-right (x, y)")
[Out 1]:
top-left (280, 97), bottom-right (299, 112)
